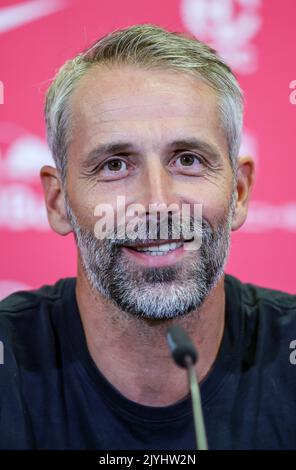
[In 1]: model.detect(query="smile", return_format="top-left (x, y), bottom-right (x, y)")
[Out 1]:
top-left (121, 239), bottom-right (189, 267)
top-left (128, 240), bottom-right (183, 255)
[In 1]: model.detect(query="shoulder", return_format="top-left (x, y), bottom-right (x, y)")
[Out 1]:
top-left (225, 273), bottom-right (296, 355)
top-left (0, 277), bottom-right (76, 320)
top-left (0, 277), bottom-right (76, 351)
top-left (0, 279), bottom-right (75, 446)
top-left (225, 273), bottom-right (296, 318)
top-left (225, 273), bottom-right (296, 375)
top-left (0, 277), bottom-right (75, 315)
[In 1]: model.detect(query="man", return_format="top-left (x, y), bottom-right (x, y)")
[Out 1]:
top-left (0, 24), bottom-right (295, 450)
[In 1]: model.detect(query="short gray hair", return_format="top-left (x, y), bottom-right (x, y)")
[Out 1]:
top-left (45, 24), bottom-right (243, 183)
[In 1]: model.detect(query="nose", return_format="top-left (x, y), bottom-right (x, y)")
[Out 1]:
top-left (137, 155), bottom-right (181, 217)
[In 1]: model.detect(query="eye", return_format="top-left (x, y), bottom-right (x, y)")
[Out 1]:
top-left (173, 153), bottom-right (204, 172)
top-left (88, 158), bottom-right (130, 180)
top-left (103, 158), bottom-right (127, 173)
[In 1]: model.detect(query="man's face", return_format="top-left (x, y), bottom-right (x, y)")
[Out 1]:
top-left (65, 64), bottom-right (236, 319)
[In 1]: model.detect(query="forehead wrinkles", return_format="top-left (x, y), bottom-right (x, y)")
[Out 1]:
top-left (73, 96), bottom-right (219, 135)
top-left (71, 67), bottom-right (218, 123)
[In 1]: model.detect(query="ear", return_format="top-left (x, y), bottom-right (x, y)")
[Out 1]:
top-left (40, 165), bottom-right (73, 236)
top-left (231, 156), bottom-right (255, 231)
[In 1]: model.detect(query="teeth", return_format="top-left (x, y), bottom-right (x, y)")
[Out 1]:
top-left (135, 241), bottom-right (183, 254)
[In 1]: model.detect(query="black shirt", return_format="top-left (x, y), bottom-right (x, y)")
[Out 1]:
top-left (0, 274), bottom-right (296, 450)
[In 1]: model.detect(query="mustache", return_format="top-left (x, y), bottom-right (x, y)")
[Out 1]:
top-left (104, 214), bottom-right (211, 248)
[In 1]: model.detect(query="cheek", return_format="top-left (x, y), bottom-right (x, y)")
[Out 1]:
top-left (198, 191), bottom-right (233, 228)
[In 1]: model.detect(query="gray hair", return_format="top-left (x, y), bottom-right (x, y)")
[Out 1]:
top-left (45, 24), bottom-right (243, 183)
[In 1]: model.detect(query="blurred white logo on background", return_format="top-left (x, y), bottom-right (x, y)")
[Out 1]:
top-left (180, 0), bottom-right (262, 74)
top-left (0, 81), bottom-right (3, 104)
top-left (0, 124), bottom-right (53, 230)
top-left (240, 128), bottom-right (258, 171)
top-left (242, 202), bottom-right (296, 233)
top-left (0, 0), bottom-right (68, 34)
top-left (289, 80), bottom-right (296, 105)
top-left (4, 135), bottom-right (53, 181)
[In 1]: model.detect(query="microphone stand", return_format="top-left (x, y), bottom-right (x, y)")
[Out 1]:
top-left (184, 355), bottom-right (208, 450)
top-left (166, 325), bottom-right (208, 450)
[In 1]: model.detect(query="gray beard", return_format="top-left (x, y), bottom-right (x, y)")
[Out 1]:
top-left (65, 195), bottom-right (236, 320)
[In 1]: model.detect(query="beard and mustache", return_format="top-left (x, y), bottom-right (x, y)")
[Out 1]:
top-left (65, 192), bottom-right (236, 320)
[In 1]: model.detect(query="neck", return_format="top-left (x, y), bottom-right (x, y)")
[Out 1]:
top-left (75, 262), bottom-right (226, 407)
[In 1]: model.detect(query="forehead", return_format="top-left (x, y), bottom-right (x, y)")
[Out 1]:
top-left (69, 64), bottom-right (227, 158)
top-left (71, 63), bottom-right (218, 120)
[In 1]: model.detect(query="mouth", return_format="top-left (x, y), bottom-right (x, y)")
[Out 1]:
top-left (121, 239), bottom-right (192, 267)
top-left (125, 239), bottom-right (184, 254)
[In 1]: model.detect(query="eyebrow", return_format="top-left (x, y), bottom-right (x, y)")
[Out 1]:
top-left (81, 138), bottom-right (223, 169)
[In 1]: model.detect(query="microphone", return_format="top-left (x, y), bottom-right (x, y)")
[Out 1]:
top-left (166, 325), bottom-right (208, 450)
